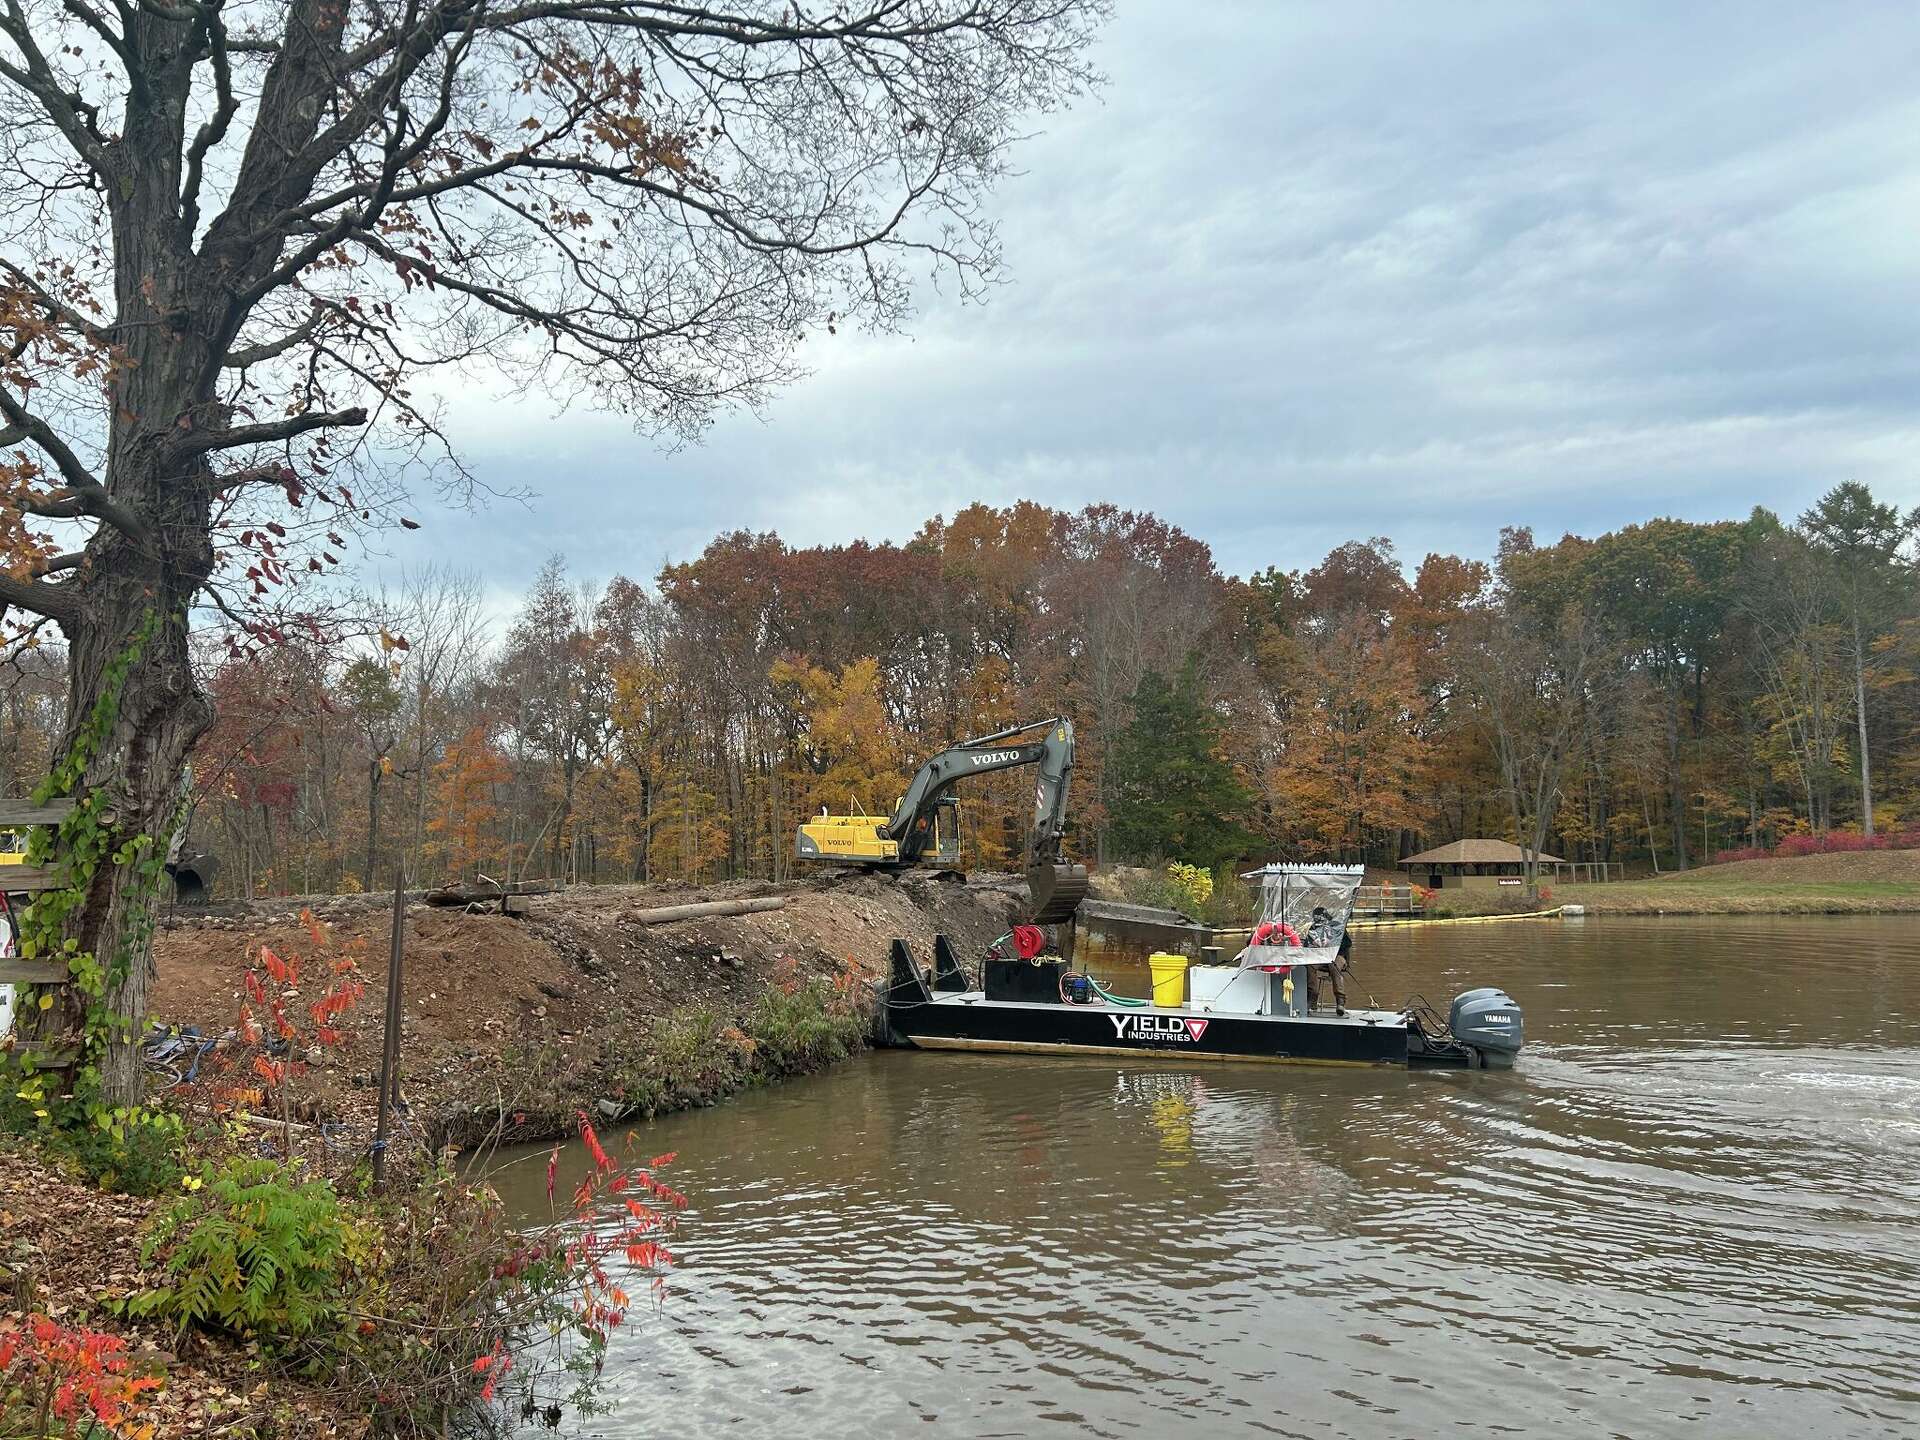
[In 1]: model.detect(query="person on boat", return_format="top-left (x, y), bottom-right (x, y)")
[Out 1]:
top-left (1303, 905), bottom-right (1351, 1017)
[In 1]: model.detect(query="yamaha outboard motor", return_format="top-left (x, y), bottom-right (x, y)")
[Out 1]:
top-left (1449, 987), bottom-right (1523, 1069)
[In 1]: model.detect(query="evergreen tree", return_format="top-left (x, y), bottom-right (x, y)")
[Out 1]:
top-left (1108, 661), bottom-right (1253, 868)
top-left (1800, 482), bottom-right (1919, 835)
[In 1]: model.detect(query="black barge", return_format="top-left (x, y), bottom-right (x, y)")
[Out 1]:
top-left (883, 943), bottom-right (1521, 1070)
top-left (882, 864), bottom-right (1524, 1072)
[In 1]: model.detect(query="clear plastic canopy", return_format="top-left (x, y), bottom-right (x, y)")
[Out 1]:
top-left (1236, 863), bottom-right (1364, 969)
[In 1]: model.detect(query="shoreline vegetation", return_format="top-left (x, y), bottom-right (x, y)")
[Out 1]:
top-left (2, 875), bottom-right (992, 1438)
top-left (1104, 850), bottom-right (1920, 926)
top-left (2, 975), bottom-right (871, 1440)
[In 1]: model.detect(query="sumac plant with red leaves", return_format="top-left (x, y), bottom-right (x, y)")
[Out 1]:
top-left (221, 908), bottom-right (365, 1153)
top-left (464, 1112), bottom-right (683, 1424)
top-left (0, 1313), bottom-right (164, 1439)
top-left (229, 1111), bottom-right (686, 1435)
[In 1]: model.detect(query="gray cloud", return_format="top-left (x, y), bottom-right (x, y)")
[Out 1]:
top-left (394, 0), bottom-right (1920, 593)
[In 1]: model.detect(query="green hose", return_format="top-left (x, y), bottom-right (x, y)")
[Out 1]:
top-left (1090, 977), bottom-right (1151, 1008)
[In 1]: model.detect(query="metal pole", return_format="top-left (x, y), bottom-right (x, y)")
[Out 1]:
top-left (372, 870), bottom-right (405, 1186)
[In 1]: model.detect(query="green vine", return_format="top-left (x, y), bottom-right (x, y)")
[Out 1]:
top-left (7, 609), bottom-right (182, 1150)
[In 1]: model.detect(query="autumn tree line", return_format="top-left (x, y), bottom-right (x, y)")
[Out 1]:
top-left (4, 486), bottom-right (1915, 897)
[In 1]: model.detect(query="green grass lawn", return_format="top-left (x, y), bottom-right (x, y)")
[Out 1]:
top-left (1412, 851), bottom-right (1920, 916)
top-left (1555, 878), bottom-right (1920, 913)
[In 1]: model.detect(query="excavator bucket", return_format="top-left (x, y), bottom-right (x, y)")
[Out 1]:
top-left (1026, 860), bottom-right (1090, 925)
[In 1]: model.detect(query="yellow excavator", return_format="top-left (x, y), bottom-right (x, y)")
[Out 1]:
top-left (794, 717), bottom-right (1090, 924)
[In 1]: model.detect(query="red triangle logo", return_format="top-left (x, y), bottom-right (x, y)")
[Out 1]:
top-left (1185, 1018), bottom-right (1209, 1041)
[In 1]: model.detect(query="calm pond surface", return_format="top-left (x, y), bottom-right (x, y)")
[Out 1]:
top-left (490, 915), bottom-right (1920, 1438)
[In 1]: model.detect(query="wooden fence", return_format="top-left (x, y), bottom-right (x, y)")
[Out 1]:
top-left (1544, 860), bottom-right (1625, 883)
top-left (0, 797), bottom-right (76, 1072)
top-left (1352, 884), bottom-right (1426, 920)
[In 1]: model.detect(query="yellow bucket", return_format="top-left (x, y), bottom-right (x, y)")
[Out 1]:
top-left (1148, 952), bottom-right (1189, 1008)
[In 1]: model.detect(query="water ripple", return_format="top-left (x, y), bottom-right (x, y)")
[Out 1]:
top-left (487, 915), bottom-right (1920, 1438)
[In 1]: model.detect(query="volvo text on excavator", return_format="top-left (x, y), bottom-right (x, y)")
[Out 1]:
top-left (794, 718), bottom-right (1090, 924)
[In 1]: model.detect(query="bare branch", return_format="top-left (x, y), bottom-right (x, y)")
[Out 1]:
top-left (0, 391), bottom-right (98, 492)
top-left (180, 0), bottom-right (242, 237)
top-left (0, 385), bottom-right (152, 541)
top-left (59, 0), bottom-right (134, 72)
top-left (0, 0), bottom-right (113, 174)
top-left (224, 307), bottom-right (325, 367)
top-left (178, 405), bottom-right (369, 455)
top-left (209, 462), bottom-right (296, 492)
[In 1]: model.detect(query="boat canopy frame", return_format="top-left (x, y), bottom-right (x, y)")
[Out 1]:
top-left (1236, 862), bottom-right (1364, 970)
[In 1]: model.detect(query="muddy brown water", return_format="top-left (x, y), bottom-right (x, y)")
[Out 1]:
top-left (489, 915), bottom-right (1920, 1437)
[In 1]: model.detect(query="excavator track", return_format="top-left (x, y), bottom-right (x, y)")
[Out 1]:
top-left (1026, 860), bottom-right (1090, 925)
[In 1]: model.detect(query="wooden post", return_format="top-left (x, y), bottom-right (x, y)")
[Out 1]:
top-left (372, 871), bottom-right (405, 1186)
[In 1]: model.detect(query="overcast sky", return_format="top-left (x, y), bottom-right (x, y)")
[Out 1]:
top-left (395, 1), bottom-right (1920, 602)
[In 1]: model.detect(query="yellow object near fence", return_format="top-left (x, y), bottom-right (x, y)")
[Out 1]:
top-left (1148, 952), bottom-right (1189, 1008)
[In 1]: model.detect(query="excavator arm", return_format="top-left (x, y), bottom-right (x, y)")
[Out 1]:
top-left (888, 717), bottom-right (1087, 923)
top-left (1020, 721), bottom-right (1086, 923)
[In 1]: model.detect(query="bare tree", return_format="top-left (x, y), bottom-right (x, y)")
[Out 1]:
top-left (493, 557), bottom-right (609, 880)
top-left (392, 563), bottom-right (486, 882)
top-left (1461, 605), bottom-right (1605, 896)
top-left (1736, 524), bottom-right (1847, 832)
top-left (0, 0), bottom-right (1104, 1100)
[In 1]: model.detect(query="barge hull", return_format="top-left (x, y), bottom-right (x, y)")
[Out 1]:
top-left (891, 995), bottom-right (1414, 1068)
top-left (908, 1035), bottom-right (1388, 1066)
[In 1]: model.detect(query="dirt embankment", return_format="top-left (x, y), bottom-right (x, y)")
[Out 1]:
top-left (148, 871), bottom-right (1020, 1154)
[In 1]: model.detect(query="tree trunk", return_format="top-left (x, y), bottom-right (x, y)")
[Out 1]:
top-left (24, 573), bottom-right (213, 1104)
top-left (364, 764), bottom-right (383, 892)
top-left (639, 766), bottom-right (652, 882)
top-left (1664, 694), bottom-right (1690, 870)
top-left (411, 688), bottom-right (431, 885)
top-left (548, 754), bottom-right (577, 880)
top-left (1852, 618), bottom-right (1874, 835)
